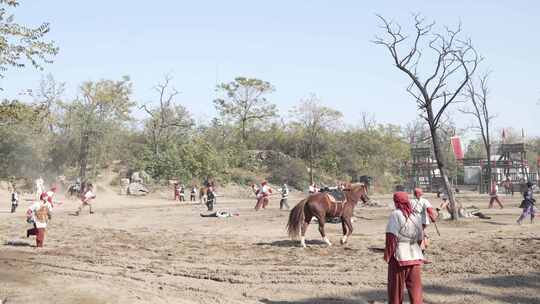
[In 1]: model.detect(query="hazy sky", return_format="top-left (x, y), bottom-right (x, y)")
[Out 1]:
top-left (2, 0), bottom-right (539, 137)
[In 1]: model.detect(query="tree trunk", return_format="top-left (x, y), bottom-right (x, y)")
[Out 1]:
top-left (309, 138), bottom-right (314, 185)
top-left (78, 131), bottom-right (90, 181)
top-left (428, 108), bottom-right (459, 220)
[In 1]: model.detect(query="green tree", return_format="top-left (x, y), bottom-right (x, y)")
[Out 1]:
top-left (290, 94), bottom-right (342, 184)
top-left (214, 77), bottom-right (277, 143)
top-left (0, 0), bottom-right (58, 84)
top-left (63, 76), bottom-right (135, 180)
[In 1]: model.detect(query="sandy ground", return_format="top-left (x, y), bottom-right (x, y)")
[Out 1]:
top-left (0, 187), bottom-right (538, 304)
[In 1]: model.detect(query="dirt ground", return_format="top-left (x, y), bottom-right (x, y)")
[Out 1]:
top-left (0, 186), bottom-right (538, 304)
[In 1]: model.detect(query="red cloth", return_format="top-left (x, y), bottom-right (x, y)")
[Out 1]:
top-left (388, 258), bottom-right (423, 304)
top-left (27, 227), bottom-right (46, 247)
top-left (384, 233), bottom-right (397, 263)
top-left (393, 192), bottom-right (412, 218)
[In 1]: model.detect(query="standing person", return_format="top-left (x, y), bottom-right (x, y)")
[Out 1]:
top-left (45, 186), bottom-right (59, 207)
top-left (279, 184), bottom-right (290, 210)
top-left (517, 182), bottom-right (536, 225)
top-left (173, 182), bottom-right (180, 201)
top-left (26, 193), bottom-right (53, 248)
top-left (254, 181), bottom-right (272, 210)
top-left (75, 183), bottom-right (96, 216)
top-left (410, 188), bottom-right (437, 251)
top-left (190, 185), bottom-right (197, 202)
top-left (11, 188), bottom-right (19, 213)
top-left (35, 176), bottom-right (44, 199)
top-left (179, 184), bottom-right (185, 202)
top-left (488, 180), bottom-right (503, 209)
top-left (384, 192), bottom-right (424, 304)
top-left (206, 186), bottom-right (216, 211)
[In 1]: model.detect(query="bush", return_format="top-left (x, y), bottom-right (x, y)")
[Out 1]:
top-left (267, 157), bottom-right (309, 190)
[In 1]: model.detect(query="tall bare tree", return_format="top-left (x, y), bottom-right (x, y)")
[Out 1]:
top-left (374, 14), bottom-right (480, 220)
top-left (290, 94), bottom-right (342, 184)
top-left (461, 72), bottom-right (494, 185)
top-left (140, 74), bottom-right (194, 157)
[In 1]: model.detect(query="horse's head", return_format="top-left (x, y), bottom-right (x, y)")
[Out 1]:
top-left (343, 182), bottom-right (370, 204)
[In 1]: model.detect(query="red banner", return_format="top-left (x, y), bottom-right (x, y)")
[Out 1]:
top-left (451, 136), bottom-right (464, 160)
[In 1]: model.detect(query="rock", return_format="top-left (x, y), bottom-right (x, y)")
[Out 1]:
top-left (127, 182), bottom-right (149, 196)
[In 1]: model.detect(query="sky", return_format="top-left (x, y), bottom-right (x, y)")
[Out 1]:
top-left (1, 0), bottom-right (539, 137)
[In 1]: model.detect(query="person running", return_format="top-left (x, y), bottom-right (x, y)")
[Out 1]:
top-left (190, 185), bottom-right (197, 202)
top-left (11, 188), bottom-right (19, 213)
top-left (517, 182), bottom-right (536, 225)
top-left (488, 180), bottom-right (503, 209)
top-left (75, 183), bottom-right (96, 216)
top-left (384, 191), bottom-right (424, 304)
top-left (26, 193), bottom-right (53, 248)
top-left (280, 184), bottom-right (289, 210)
top-left (410, 188), bottom-right (437, 251)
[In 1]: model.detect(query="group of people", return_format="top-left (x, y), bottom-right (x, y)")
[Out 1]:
top-left (251, 181), bottom-right (289, 210)
top-left (15, 178), bottom-right (98, 248)
top-left (386, 182), bottom-right (537, 303)
top-left (173, 183), bottom-right (197, 202)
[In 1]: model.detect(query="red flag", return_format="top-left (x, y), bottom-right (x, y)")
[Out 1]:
top-left (451, 136), bottom-right (464, 160)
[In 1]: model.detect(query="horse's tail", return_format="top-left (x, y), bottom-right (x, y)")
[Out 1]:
top-left (287, 198), bottom-right (308, 240)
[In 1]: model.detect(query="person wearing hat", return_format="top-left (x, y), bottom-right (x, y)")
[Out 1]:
top-left (517, 182), bottom-right (536, 224)
top-left (279, 184), bottom-right (289, 210)
top-left (384, 191), bottom-right (424, 304)
top-left (254, 181), bottom-right (272, 210)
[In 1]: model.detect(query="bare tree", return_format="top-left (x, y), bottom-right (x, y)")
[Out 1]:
top-left (140, 74), bottom-right (194, 157)
top-left (461, 71), bottom-right (495, 184)
top-left (374, 14), bottom-right (480, 220)
top-left (290, 94), bottom-right (342, 184)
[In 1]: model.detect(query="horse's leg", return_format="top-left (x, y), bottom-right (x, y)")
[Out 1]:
top-left (316, 215), bottom-right (332, 246)
top-left (342, 216), bottom-right (354, 244)
top-left (300, 219), bottom-right (309, 248)
top-left (340, 219), bottom-right (348, 244)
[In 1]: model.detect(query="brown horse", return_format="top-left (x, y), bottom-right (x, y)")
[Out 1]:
top-left (287, 183), bottom-right (369, 248)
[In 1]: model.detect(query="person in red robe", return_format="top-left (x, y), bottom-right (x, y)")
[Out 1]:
top-left (384, 191), bottom-right (424, 304)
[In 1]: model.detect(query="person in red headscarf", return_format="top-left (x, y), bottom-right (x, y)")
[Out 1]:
top-left (384, 191), bottom-right (424, 304)
top-left (254, 181), bottom-right (272, 210)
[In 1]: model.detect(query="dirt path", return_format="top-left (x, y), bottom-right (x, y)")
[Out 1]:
top-left (0, 190), bottom-right (538, 303)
